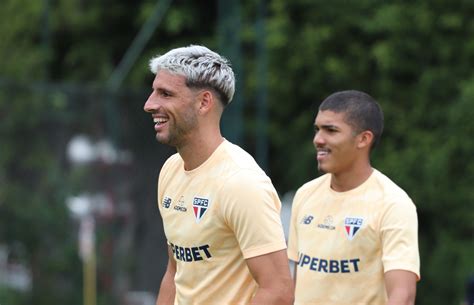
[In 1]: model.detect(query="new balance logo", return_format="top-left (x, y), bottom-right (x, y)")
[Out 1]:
top-left (162, 197), bottom-right (172, 209)
top-left (301, 215), bottom-right (314, 225)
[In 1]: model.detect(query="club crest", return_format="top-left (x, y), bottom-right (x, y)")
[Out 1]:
top-left (344, 217), bottom-right (364, 240)
top-left (192, 197), bottom-right (210, 223)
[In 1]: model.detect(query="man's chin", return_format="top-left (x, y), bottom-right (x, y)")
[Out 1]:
top-left (156, 136), bottom-right (180, 148)
top-left (155, 135), bottom-right (170, 145)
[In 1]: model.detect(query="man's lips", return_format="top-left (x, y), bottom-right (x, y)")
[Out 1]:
top-left (316, 148), bottom-right (330, 161)
top-left (153, 117), bottom-right (169, 131)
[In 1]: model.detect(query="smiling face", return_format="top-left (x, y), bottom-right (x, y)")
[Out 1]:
top-left (143, 70), bottom-right (200, 147)
top-left (313, 110), bottom-right (362, 175)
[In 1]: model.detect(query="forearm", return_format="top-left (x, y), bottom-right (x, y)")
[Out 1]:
top-left (385, 270), bottom-right (417, 305)
top-left (246, 249), bottom-right (295, 305)
top-left (156, 270), bottom-right (176, 305)
top-left (386, 292), bottom-right (415, 305)
top-left (251, 286), bottom-right (294, 305)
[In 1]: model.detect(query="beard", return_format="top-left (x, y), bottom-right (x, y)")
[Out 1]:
top-left (156, 111), bottom-right (198, 147)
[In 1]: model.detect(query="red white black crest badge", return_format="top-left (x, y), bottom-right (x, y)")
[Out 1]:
top-left (344, 217), bottom-right (364, 240)
top-left (192, 197), bottom-right (210, 223)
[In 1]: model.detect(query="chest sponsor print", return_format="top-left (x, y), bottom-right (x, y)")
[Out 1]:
top-left (344, 216), bottom-right (364, 240)
top-left (173, 196), bottom-right (187, 212)
top-left (192, 197), bottom-right (210, 223)
top-left (317, 215), bottom-right (335, 230)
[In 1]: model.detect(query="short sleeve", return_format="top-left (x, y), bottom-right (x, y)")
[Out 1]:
top-left (220, 171), bottom-right (287, 259)
top-left (380, 198), bottom-right (421, 280)
top-left (287, 189), bottom-right (303, 262)
top-left (157, 155), bottom-right (175, 214)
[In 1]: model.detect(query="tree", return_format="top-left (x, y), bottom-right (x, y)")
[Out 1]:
top-left (1, 0), bottom-right (472, 304)
top-left (265, 1), bottom-right (474, 303)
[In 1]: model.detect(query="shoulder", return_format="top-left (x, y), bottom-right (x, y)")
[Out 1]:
top-left (370, 169), bottom-right (414, 206)
top-left (291, 174), bottom-right (330, 211)
top-left (295, 174), bottom-right (330, 199)
top-left (221, 141), bottom-right (265, 171)
top-left (217, 141), bottom-right (270, 184)
top-left (163, 152), bottom-right (181, 168)
top-left (213, 142), bottom-right (279, 200)
top-left (159, 152), bottom-right (182, 179)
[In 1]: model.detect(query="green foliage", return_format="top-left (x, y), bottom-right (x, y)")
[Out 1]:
top-left (0, 287), bottom-right (29, 304)
top-left (265, 1), bottom-right (474, 304)
top-left (0, 0), bottom-right (46, 79)
top-left (0, 85), bottom-right (80, 304)
top-left (0, 0), bottom-right (472, 304)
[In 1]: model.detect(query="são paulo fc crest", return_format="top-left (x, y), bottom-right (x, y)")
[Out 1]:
top-left (192, 197), bottom-right (210, 223)
top-left (344, 217), bottom-right (364, 240)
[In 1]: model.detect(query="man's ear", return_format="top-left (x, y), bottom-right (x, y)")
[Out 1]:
top-left (198, 90), bottom-right (214, 114)
top-left (357, 130), bottom-right (374, 149)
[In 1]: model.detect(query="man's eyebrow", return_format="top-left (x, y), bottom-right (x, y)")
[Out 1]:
top-left (153, 85), bottom-right (173, 92)
top-left (315, 123), bottom-right (339, 130)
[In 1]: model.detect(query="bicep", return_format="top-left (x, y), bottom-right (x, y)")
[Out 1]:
top-left (246, 249), bottom-right (291, 285)
top-left (381, 201), bottom-right (420, 280)
top-left (246, 249), bottom-right (294, 304)
top-left (384, 270), bottom-right (417, 305)
top-left (222, 176), bottom-right (286, 259)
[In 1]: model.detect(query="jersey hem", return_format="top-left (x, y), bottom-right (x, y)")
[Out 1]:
top-left (287, 250), bottom-right (299, 262)
top-left (242, 241), bottom-right (287, 259)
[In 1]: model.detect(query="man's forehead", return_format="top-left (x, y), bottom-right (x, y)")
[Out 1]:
top-left (153, 70), bottom-right (187, 87)
top-left (314, 110), bottom-right (348, 125)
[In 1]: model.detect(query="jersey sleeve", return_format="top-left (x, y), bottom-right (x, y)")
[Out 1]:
top-left (287, 188), bottom-right (303, 262)
top-left (380, 197), bottom-right (421, 280)
top-left (219, 170), bottom-right (287, 259)
top-left (157, 154), bottom-right (179, 216)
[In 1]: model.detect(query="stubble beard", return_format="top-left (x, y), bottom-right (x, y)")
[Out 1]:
top-left (156, 112), bottom-right (198, 148)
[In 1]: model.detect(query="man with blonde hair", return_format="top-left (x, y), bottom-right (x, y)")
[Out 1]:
top-left (144, 45), bottom-right (294, 305)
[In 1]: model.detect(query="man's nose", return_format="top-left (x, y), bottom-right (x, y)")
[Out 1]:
top-left (144, 93), bottom-right (157, 113)
top-left (313, 131), bottom-right (324, 146)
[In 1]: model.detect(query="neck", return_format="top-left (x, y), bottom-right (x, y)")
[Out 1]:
top-left (330, 163), bottom-right (373, 192)
top-left (177, 129), bottom-right (224, 171)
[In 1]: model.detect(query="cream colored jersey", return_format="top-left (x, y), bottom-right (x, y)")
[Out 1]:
top-left (288, 169), bottom-right (420, 305)
top-left (158, 140), bottom-right (287, 305)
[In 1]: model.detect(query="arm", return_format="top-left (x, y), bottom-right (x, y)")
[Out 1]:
top-left (156, 246), bottom-right (176, 305)
top-left (385, 270), bottom-right (417, 305)
top-left (380, 197), bottom-right (420, 305)
top-left (246, 249), bottom-right (295, 305)
top-left (293, 261), bottom-right (297, 283)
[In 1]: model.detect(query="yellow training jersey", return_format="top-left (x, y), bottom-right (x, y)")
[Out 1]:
top-left (288, 169), bottom-right (420, 305)
top-left (158, 140), bottom-right (287, 305)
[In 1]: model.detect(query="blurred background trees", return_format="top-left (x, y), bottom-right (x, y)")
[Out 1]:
top-left (0, 0), bottom-right (472, 304)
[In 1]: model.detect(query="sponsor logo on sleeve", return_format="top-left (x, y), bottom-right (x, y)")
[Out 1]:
top-left (344, 217), bottom-right (364, 240)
